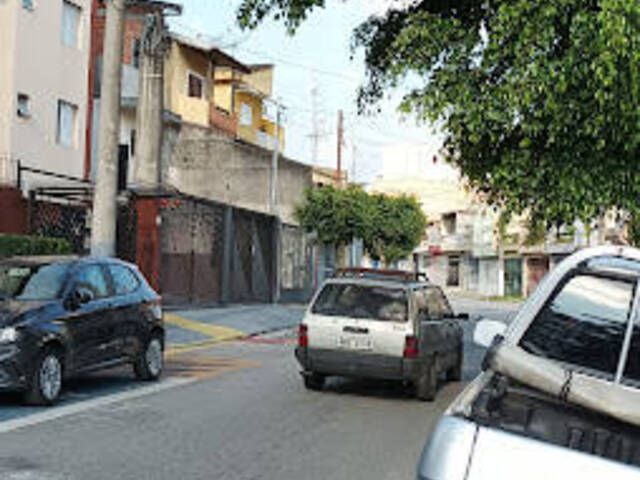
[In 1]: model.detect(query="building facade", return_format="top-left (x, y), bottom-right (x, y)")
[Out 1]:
top-left (369, 143), bottom-right (630, 298)
top-left (0, 0), bottom-right (91, 187)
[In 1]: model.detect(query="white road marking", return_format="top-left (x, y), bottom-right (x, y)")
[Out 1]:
top-left (0, 377), bottom-right (195, 434)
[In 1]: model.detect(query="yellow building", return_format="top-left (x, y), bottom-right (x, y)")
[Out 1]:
top-left (214, 64), bottom-right (284, 151)
top-left (163, 33), bottom-right (249, 129)
top-left (163, 33), bottom-right (284, 151)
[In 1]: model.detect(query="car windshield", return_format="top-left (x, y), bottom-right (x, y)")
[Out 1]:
top-left (311, 283), bottom-right (408, 322)
top-left (0, 263), bottom-right (70, 301)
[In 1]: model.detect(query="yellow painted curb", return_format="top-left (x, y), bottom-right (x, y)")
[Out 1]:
top-left (164, 312), bottom-right (245, 351)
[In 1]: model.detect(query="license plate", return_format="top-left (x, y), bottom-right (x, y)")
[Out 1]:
top-left (337, 336), bottom-right (372, 350)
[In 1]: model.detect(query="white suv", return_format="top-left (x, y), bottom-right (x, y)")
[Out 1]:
top-left (295, 270), bottom-right (469, 400)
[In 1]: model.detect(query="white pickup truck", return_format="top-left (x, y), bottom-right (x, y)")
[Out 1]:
top-left (295, 269), bottom-right (469, 400)
top-left (417, 246), bottom-right (640, 480)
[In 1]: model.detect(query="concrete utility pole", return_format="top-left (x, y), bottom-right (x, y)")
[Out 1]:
top-left (270, 106), bottom-right (282, 214)
top-left (134, 11), bottom-right (167, 189)
top-left (91, 0), bottom-right (126, 257)
top-left (337, 109), bottom-right (343, 187)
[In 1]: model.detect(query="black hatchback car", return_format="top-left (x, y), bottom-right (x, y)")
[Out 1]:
top-left (0, 256), bottom-right (164, 405)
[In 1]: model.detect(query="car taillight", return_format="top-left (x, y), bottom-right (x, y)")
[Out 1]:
top-left (403, 335), bottom-right (419, 359)
top-left (298, 324), bottom-right (308, 348)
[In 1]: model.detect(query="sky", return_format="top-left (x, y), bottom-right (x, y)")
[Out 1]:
top-left (169, 0), bottom-right (443, 184)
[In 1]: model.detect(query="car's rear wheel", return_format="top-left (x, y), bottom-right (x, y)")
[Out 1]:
top-left (303, 372), bottom-right (325, 391)
top-left (25, 347), bottom-right (63, 406)
top-left (416, 355), bottom-right (437, 401)
top-left (134, 334), bottom-right (163, 381)
top-left (447, 344), bottom-right (463, 381)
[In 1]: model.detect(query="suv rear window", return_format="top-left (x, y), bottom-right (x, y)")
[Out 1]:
top-left (311, 283), bottom-right (408, 322)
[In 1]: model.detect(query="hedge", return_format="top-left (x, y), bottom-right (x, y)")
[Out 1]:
top-left (0, 234), bottom-right (72, 259)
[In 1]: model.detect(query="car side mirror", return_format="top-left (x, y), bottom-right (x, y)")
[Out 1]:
top-left (474, 319), bottom-right (507, 348)
top-left (65, 286), bottom-right (94, 310)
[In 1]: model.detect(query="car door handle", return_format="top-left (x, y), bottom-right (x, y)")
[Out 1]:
top-left (343, 326), bottom-right (369, 334)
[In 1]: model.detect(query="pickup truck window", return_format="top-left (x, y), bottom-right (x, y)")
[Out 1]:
top-left (415, 287), bottom-right (453, 320)
top-left (312, 284), bottom-right (408, 322)
top-left (520, 274), bottom-right (634, 377)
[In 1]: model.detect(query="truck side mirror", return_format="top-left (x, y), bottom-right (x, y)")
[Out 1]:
top-left (474, 319), bottom-right (507, 348)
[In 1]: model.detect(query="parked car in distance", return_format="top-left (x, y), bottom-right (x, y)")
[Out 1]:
top-left (416, 246), bottom-right (640, 480)
top-left (0, 255), bottom-right (164, 405)
top-left (295, 268), bottom-right (469, 400)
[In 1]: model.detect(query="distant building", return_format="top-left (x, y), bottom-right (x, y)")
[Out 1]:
top-left (369, 143), bottom-right (629, 298)
top-left (0, 0), bottom-right (91, 187)
top-left (312, 166), bottom-right (348, 188)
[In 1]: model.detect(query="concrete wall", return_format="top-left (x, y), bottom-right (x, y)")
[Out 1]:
top-left (0, 0), bottom-right (17, 184)
top-left (162, 123), bottom-right (311, 225)
top-left (7, 0), bottom-right (90, 187)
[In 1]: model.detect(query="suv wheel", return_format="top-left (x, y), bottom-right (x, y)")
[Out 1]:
top-left (303, 373), bottom-right (325, 391)
top-left (25, 347), bottom-right (63, 406)
top-left (447, 344), bottom-right (463, 381)
top-left (416, 355), bottom-right (437, 401)
top-left (134, 335), bottom-right (163, 381)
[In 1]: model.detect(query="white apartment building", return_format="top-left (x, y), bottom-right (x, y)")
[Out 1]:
top-left (0, 0), bottom-right (90, 187)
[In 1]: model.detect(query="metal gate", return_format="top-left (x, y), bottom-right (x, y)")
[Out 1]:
top-left (504, 258), bottom-right (523, 297)
top-left (229, 209), bottom-right (274, 303)
top-left (28, 187), bottom-right (91, 254)
top-left (159, 196), bottom-right (225, 305)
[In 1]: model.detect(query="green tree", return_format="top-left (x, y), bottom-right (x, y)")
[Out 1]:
top-left (295, 186), bottom-right (426, 265)
top-left (239, 0), bottom-right (640, 231)
top-left (366, 194), bottom-right (427, 265)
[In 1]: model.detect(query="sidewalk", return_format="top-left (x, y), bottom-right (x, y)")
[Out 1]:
top-left (164, 304), bottom-right (306, 352)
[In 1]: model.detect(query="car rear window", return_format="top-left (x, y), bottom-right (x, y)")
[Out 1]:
top-left (311, 283), bottom-right (408, 322)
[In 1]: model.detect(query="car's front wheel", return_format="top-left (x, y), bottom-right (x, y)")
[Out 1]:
top-left (25, 347), bottom-right (63, 406)
top-left (134, 334), bottom-right (163, 381)
top-left (303, 372), bottom-right (325, 391)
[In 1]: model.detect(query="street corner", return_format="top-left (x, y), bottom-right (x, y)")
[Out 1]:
top-left (164, 312), bottom-right (246, 354)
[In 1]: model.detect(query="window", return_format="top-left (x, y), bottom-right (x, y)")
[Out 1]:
top-left (311, 284), bottom-right (408, 322)
top-left (240, 103), bottom-right (252, 126)
top-left (187, 72), bottom-right (203, 98)
top-left (415, 287), bottom-right (452, 321)
top-left (57, 100), bottom-right (77, 148)
top-left (22, 0), bottom-right (34, 10)
top-left (132, 38), bottom-right (141, 69)
top-left (442, 213), bottom-right (457, 235)
top-left (73, 265), bottom-right (109, 299)
top-left (17, 93), bottom-right (30, 117)
top-left (130, 129), bottom-right (136, 156)
top-left (61, 0), bottom-right (81, 48)
top-left (108, 265), bottom-right (139, 296)
top-left (520, 274), bottom-right (634, 378)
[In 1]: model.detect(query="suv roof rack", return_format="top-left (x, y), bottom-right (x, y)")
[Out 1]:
top-left (334, 268), bottom-right (429, 283)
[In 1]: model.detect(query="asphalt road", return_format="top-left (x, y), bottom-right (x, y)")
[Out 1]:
top-left (0, 298), bottom-right (519, 480)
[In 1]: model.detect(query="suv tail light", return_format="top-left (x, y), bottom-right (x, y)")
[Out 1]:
top-left (298, 324), bottom-right (308, 348)
top-left (403, 335), bottom-right (419, 359)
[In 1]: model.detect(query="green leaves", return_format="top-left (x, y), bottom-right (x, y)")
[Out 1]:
top-left (0, 235), bottom-right (72, 258)
top-left (295, 186), bottom-right (427, 265)
top-left (238, 0), bottom-right (640, 231)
